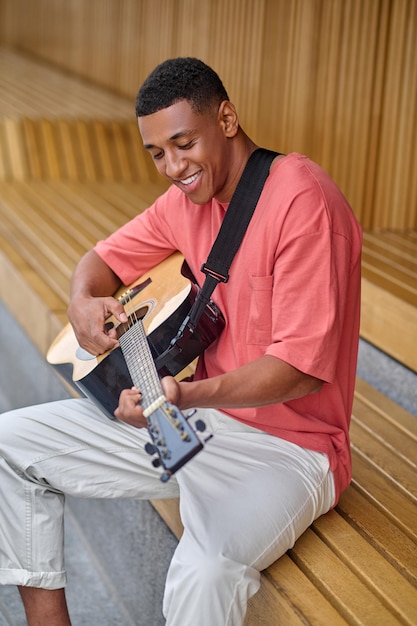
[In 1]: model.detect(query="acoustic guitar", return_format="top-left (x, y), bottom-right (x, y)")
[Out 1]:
top-left (47, 252), bottom-right (224, 480)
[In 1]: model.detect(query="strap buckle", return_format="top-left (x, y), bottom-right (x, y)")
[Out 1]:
top-left (201, 263), bottom-right (229, 283)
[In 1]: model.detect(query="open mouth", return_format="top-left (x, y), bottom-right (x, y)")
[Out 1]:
top-left (178, 171), bottom-right (201, 186)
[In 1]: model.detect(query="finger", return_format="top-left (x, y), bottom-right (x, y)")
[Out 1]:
top-left (122, 386), bottom-right (142, 398)
top-left (118, 387), bottom-right (142, 408)
top-left (114, 390), bottom-right (147, 428)
top-left (82, 328), bottom-right (118, 355)
top-left (103, 298), bottom-right (128, 323)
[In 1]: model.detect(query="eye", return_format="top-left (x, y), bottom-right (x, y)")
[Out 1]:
top-left (178, 140), bottom-right (194, 151)
top-left (151, 151), bottom-right (164, 161)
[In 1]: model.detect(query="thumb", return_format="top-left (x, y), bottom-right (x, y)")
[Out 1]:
top-left (161, 376), bottom-right (180, 406)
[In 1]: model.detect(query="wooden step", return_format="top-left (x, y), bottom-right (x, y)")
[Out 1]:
top-left (361, 230), bottom-right (417, 372)
top-left (0, 180), bottom-right (165, 353)
top-left (0, 117), bottom-right (167, 184)
top-left (0, 47), bottom-right (133, 119)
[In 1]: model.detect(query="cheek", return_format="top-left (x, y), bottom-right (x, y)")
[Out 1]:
top-left (152, 159), bottom-right (165, 176)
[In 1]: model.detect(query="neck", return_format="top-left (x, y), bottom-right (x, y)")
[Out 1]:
top-left (215, 133), bottom-right (258, 203)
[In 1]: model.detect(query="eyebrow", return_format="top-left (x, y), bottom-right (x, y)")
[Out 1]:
top-left (143, 130), bottom-right (194, 151)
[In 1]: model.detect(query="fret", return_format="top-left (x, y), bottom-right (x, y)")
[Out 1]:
top-left (118, 319), bottom-right (163, 412)
top-left (117, 314), bottom-right (206, 480)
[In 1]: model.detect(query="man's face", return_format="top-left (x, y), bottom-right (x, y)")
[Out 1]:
top-left (138, 99), bottom-right (235, 204)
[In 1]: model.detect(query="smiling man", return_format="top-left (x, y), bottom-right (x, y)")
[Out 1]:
top-left (140, 100), bottom-right (243, 204)
top-left (0, 58), bottom-right (362, 625)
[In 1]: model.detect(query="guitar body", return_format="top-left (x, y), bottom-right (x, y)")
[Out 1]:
top-left (47, 252), bottom-right (224, 420)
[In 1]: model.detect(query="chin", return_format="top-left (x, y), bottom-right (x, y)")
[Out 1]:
top-left (184, 190), bottom-right (212, 205)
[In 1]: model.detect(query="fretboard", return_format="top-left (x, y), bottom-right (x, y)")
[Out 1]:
top-left (118, 319), bottom-right (165, 415)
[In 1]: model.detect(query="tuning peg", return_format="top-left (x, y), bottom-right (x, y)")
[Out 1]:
top-left (160, 472), bottom-right (171, 483)
top-left (144, 442), bottom-right (157, 455)
top-left (152, 458), bottom-right (161, 468)
top-left (185, 409), bottom-right (197, 420)
top-left (195, 419), bottom-right (206, 432)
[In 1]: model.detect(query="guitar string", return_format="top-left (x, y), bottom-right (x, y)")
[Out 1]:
top-left (121, 292), bottom-right (164, 409)
top-left (116, 289), bottom-right (193, 442)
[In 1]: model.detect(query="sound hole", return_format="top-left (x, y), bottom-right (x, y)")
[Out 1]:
top-left (76, 303), bottom-right (153, 361)
top-left (115, 304), bottom-right (151, 339)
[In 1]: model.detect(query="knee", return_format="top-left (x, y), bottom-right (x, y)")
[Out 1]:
top-left (168, 546), bottom-right (253, 593)
top-left (0, 408), bottom-right (22, 444)
top-left (186, 553), bottom-right (231, 588)
top-left (164, 548), bottom-right (260, 624)
top-left (0, 406), bottom-right (41, 460)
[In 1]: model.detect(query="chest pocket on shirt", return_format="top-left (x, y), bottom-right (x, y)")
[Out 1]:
top-left (246, 275), bottom-right (274, 346)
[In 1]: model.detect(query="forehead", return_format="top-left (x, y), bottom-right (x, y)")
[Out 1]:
top-left (138, 100), bottom-right (213, 147)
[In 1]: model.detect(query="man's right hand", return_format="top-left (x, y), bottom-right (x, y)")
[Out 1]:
top-left (67, 249), bottom-right (125, 356)
top-left (68, 295), bottom-right (128, 356)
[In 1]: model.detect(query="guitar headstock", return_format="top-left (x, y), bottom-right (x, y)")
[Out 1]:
top-left (144, 402), bottom-right (206, 481)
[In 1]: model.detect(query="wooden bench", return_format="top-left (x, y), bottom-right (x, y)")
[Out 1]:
top-left (0, 117), bottom-right (166, 184)
top-left (0, 47), bottom-right (133, 120)
top-left (361, 230), bottom-right (417, 373)
top-left (156, 377), bottom-right (417, 625)
top-left (0, 46), bottom-right (166, 186)
top-left (0, 179), bottom-right (166, 352)
top-left (1, 47), bottom-right (416, 625)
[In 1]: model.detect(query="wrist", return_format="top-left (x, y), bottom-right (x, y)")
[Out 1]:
top-left (177, 377), bottom-right (220, 411)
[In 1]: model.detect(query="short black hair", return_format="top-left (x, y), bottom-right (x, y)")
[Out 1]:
top-left (135, 57), bottom-right (229, 117)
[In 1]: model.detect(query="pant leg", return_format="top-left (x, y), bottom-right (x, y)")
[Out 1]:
top-left (163, 409), bottom-right (335, 626)
top-left (0, 398), bottom-right (179, 588)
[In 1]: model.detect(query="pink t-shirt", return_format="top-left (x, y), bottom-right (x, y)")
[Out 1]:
top-left (95, 153), bottom-right (362, 503)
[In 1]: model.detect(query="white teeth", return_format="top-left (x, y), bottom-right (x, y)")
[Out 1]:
top-left (180, 172), bottom-right (199, 185)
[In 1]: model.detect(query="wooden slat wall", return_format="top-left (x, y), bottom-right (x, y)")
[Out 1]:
top-left (0, 0), bottom-right (416, 230)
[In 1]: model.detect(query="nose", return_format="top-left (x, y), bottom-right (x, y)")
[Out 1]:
top-left (164, 151), bottom-right (187, 179)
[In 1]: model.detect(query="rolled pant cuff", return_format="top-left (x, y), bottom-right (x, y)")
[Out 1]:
top-left (0, 568), bottom-right (67, 589)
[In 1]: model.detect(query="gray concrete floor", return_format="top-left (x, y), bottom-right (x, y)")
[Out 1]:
top-left (357, 340), bottom-right (417, 417)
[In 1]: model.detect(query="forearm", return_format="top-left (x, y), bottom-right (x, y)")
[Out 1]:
top-left (117, 355), bottom-right (323, 429)
top-left (69, 249), bottom-right (122, 300)
top-left (175, 355), bottom-right (323, 411)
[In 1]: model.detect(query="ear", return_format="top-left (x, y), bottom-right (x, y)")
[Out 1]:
top-left (217, 101), bottom-right (239, 137)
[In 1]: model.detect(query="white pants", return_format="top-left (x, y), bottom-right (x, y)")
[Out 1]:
top-left (0, 398), bottom-right (335, 626)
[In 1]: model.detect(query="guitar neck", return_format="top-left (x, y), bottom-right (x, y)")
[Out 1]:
top-left (118, 319), bottom-right (165, 415)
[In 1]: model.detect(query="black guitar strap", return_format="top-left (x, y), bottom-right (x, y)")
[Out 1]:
top-left (153, 147), bottom-right (280, 373)
top-left (187, 147), bottom-right (279, 331)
